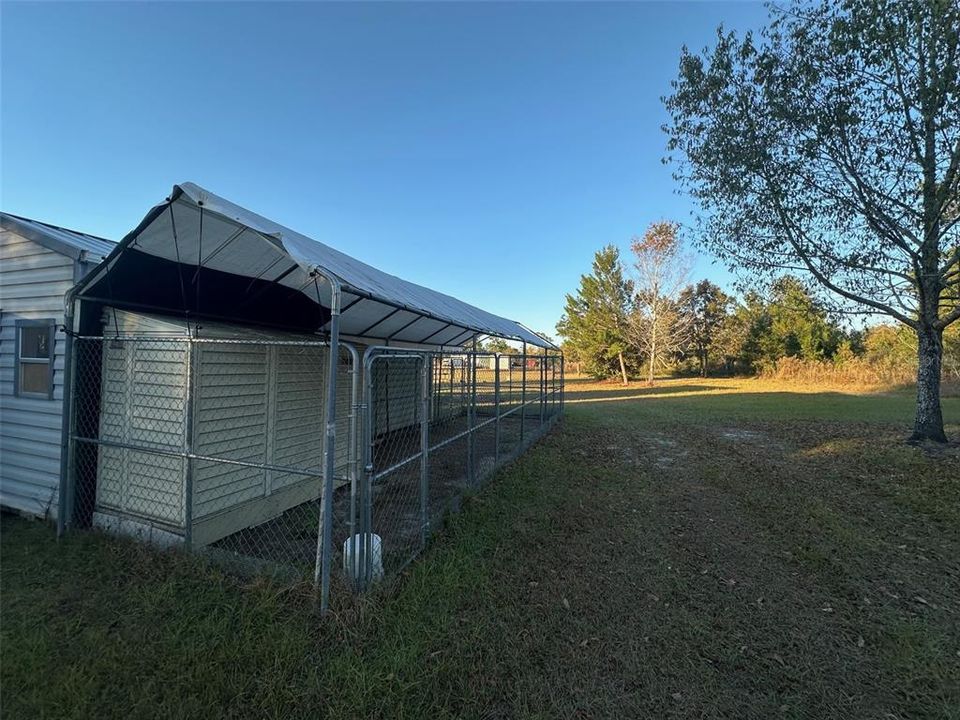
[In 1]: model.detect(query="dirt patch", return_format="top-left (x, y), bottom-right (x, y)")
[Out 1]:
top-left (716, 427), bottom-right (790, 453)
top-left (604, 434), bottom-right (690, 471)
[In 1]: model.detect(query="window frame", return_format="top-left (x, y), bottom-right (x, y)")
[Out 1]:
top-left (14, 319), bottom-right (57, 400)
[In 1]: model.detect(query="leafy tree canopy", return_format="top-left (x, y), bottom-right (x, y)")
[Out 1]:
top-left (664, 0), bottom-right (959, 441)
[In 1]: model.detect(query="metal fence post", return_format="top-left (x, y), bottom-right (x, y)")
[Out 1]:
top-left (360, 348), bottom-right (377, 591)
top-left (560, 353), bottom-right (565, 415)
top-left (57, 309), bottom-right (77, 536)
top-left (467, 341), bottom-right (476, 486)
top-left (419, 357), bottom-right (429, 547)
top-left (520, 342), bottom-right (527, 445)
top-left (494, 356), bottom-right (501, 466)
top-left (539, 355), bottom-right (545, 431)
top-left (314, 272), bottom-right (341, 613)
top-left (551, 353), bottom-right (558, 419)
top-left (183, 339), bottom-right (196, 549)
top-left (341, 342), bottom-right (360, 590)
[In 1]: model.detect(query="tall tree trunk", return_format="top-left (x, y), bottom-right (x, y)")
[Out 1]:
top-left (618, 352), bottom-right (628, 386)
top-left (911, 51), bottom-right (946, 444)
top-left (699, 348), bottom-right (707, 377)
top-left (910, 325), bottom-right (947, 443)
top-left (647, 339), bottom-right (655, 384)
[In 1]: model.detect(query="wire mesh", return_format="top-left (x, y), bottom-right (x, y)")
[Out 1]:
top-left (66, 336), bottom-right (356, 578)
top-left (63, 335), bottom-right (563, 604)
top-left (349, 348), bottom-right (563, 591)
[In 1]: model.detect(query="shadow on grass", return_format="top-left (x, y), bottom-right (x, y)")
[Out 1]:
top-left (563, 382), bottom-right (959, 431)
top-left (564, 383), bottom-right (722, 402)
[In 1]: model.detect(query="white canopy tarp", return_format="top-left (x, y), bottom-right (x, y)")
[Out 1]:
top-left (84, 182), bottom-right (554, 349)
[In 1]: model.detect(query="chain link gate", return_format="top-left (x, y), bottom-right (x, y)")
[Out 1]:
top-left (345, 350), bottom-right (428, 588)
top-left (345, 347), bottom-right (565, 591)
top-left (63, 333), bottom-right (360, 589)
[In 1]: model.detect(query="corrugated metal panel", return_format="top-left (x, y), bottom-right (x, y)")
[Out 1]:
top-left (0, 230), bottom-right (75, 519)
top-left (0, 213), bottom-right (115, 259)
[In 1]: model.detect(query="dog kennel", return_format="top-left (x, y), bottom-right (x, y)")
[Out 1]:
top-left (61, 182), bottom-right (562, 610)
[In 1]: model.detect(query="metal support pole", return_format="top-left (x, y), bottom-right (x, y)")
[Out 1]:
top-left (343, 343), bottom-right (360, 583)
top-left (494, 355), bottom-right (501, 466)
top-left (560, 352), bottom-right (565, 415)
top-left (551, 353), bottom-right (558, 418)
top-left (467, 338), bottom-right (477, 486)
top-left (314, 271), bottom-right (342, 613)
top-left (182, 340), bottom-right (196, 548)
top-left (419, 357), bottom-right (430, 547)
top-left (359, 352), bottom-right (375, 591)
top-left (520, 341), bottom-right (527, 445)
top-left (57, 300), bottom-right (77, 536)
top-left (539, 355), bottom-right (545, 430)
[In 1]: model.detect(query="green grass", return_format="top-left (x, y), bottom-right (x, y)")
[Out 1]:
top-left (3, 377), bottom-right (959, 719)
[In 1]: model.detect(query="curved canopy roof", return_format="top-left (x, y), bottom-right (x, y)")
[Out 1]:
top-left (79, 183), bottom-right (553, 349)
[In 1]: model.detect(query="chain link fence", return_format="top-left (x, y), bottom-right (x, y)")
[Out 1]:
top-left (345, 348), bottom-right (563, 591)
top-left (62, 334), bottom-right (562, 607)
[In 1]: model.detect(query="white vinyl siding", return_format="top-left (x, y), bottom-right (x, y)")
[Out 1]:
top-left (93, 309), bottom-right (337, 542)
top-left (193, 344), bottom-right (270, 518)
top-left (270, 345), bottom-right (324, 493)
top-left (0, 230), bottom-right (73, 518)
top-left (372, 359), bottom-right (420, 435)
top-left (95, 339), bottom-right (188, 525)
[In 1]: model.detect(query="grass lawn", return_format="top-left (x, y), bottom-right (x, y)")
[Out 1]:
top-left (3, 377), bottom-right (959, 719)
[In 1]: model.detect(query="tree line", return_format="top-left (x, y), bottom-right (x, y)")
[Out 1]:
top-left (558, 230), bottom-right (960, 386)
top-left (657, 0), bottom-right (957, 443)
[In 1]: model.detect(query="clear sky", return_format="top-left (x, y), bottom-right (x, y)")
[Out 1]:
top-left (1, 1), bottom-right (769, 339)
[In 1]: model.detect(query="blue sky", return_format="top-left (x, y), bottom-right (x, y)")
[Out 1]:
top-left (1, 1), bottom-right (769, 339)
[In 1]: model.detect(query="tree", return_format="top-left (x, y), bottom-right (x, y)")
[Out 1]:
top-left (864, 323), bottom-right (918, 370)
top-left (664, 0), bottom-right (960, 442)
top-left (526, 332), bottom-right (556, 356)
top-left (560, 340), bottom-right (584, 375)
top-left (629, 221), bottom-right (692, 383)
top-left (766, 277), bottom-right (842, 362)
top-left (557, 246), bottom-right (634, 384)
top-left (482, 338), bottom-right (515, 354)
top-left (678, 280), bottom-right (731, 376)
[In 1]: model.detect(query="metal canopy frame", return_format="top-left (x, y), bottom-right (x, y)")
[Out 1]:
top-left (60, 182), bottom-right (562, 614)
top-left (73, 182), bottom-right (557, 351)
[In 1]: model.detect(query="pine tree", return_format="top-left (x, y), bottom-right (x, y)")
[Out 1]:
top-left (557, 246), bottom-right (633, 384)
